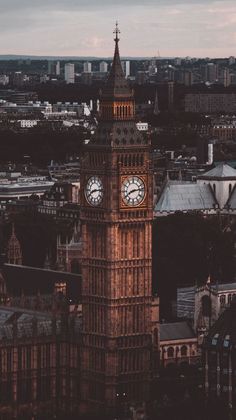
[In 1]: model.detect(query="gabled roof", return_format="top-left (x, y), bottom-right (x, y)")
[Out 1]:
top-left (160, 321), bottom-right (196, 341)
top-left (155, 181), bottom-right (217, 213)
top-left (198, 163), bottom-right (236, 180)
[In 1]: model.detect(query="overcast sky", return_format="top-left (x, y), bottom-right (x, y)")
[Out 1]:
top-left (0, 0), bottom-right (236, 57)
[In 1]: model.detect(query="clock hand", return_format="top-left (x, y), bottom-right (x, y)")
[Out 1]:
top-left (125, 187), bottom-right (144, 197)
top-left (88, 188), bottom-right (102, 197)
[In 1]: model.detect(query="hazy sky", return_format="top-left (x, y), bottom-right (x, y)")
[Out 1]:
top-left (0, 0), bottom-right (236, 57)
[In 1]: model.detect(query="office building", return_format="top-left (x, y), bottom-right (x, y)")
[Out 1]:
top-left (83, 62), bottom-right (92, 73)
top-left (99, 61), bottom-right (108, 73)
top-left (64, 63), bottom-right (75, 84)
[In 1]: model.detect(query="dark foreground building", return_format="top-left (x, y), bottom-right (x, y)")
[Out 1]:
top-left (0, 306), bottom-right (80, 420)
top-left (203, 298), bottom-right (236, 418)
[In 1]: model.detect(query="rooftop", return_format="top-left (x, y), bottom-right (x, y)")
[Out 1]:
top-left (198, 163), bottom-right (236, 180)
top-left (155, 181), bottom-right (217, 213)
top-left (160, 321), bottom-right (196, 341)
top-left (0, 306), bottom-right (81, 339)
top-left (204, 299), bottom-right (236, 350)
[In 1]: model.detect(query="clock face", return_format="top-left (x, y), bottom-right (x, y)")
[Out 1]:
top-left (121, 176), bottom-right (146, 207)
top-left (85, 176), bottom-right (104, 206)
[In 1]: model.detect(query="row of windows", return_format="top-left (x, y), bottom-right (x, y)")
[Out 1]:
top-left (0, 343), bottom-right (79, 373)
top-left (85, 304), bottom-right (147, 335)
top-left (166, 345), bottom-right (189, 358)
top-left (119, 350), bottom-right (147, 373)
top-left (120, 228), bottom-right (144, 260)
top-left (101, 104), bottom-right (134, 120)
top-left (0, 372), bottom-right (80, 405)
top-left (118, 154), bottom-right (145, 167)
top-left (220, 293), bottom-right (236, 305)
top-left (119, 267), bottom-right (144, 297)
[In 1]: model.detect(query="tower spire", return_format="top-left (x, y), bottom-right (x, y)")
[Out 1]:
top-left (113, 21), bottom-right (120, 43)
top-left (7, 223), bottom-right (22, 265)
top-left (99, 22), bottom-right (134, 122)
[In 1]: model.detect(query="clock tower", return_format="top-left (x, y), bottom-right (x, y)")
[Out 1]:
top-left (80, 24), bottom-right (159, 414)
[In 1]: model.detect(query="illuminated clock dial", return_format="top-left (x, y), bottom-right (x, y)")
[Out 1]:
top-left (85, 176), bottom-right (104, 206)
top-left (121, 176), bottom-right (145, 207)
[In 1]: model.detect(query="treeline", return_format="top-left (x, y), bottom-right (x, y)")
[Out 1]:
top-left (0, 127), bottom-right (85, 165)
top-left (153, 213), bottom-right (235, 319)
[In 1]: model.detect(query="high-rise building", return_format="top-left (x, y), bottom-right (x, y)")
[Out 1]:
top-left (222, 68), bottom-right (231, 87)
top-left (80, 24), bottom-right (159, 415)
top-left (174, 57), bottom-right (182, 66)
top-left (48, 60), bottom-right (60, 76)
top-left (55, 61), bottom-right (60, 76)
top-left (83, 61), bottom-right (92, 73)
top-left (99, 61), bottom-right (108, 73)
top-left (183, 70), bottom-right (193, 87)
top-left (202, 63), bottom-right (218, 83)
top-left (121, 60), bottom-right (130, 78)
top-left (64, 63), bottom-right (75, 84)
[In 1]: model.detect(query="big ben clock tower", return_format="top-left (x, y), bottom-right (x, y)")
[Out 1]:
top-left (80, 24), bottom-right (158, 414)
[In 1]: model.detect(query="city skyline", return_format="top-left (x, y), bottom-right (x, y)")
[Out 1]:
top-left (1, 0), bottom-right (236, 58)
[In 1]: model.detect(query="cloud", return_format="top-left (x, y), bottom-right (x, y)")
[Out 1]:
top-left (0, 0), bottom-right (235, 56)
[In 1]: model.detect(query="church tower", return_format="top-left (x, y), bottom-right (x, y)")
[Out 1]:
top-left (7, 224), bottom-right (22, 265)
top-left (80, 24), bottom-right (157, 414)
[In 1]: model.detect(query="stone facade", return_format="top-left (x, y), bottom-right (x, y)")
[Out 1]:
top-left (0, 307), bottom-right (80, 420)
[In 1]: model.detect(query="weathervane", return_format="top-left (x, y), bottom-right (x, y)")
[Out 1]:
top-left (113, 21), bottom-right (120, 43)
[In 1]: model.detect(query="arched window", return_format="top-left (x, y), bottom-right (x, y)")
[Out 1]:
top-left (201, 295), bottom-right (212, 317)
top-left (181, 345), bottom-right (187, 356)
top-left (220, 294), bottom-right (226, 305)
top-left (167, 347), bottom-right (174, 358)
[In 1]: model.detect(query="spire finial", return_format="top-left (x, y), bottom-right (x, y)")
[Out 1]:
top-left (113, 21), bottom-right (120, 43)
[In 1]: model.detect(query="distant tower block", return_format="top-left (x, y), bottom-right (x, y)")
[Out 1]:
top-left (99, 61), bottom-right (108, 73)
top-left (7, 224), bottom-right (22, 265)
top-left (154, 89), bottom-right (160, 115)
top-left (64, 63), bottom-right (75, 84)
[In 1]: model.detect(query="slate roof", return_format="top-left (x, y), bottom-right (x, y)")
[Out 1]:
top-left (160, 321), bottom-right (196, 341)
top-left (204, 299), bottom-right (236, 350)
top-left (2, 264), bottom-right (81, 303)
top-left (0, 306), bottom-right (81, 339)
top-left (155, 181), bottom-right (217, 213)
top-left (198, 163), bottom-right (236, 180)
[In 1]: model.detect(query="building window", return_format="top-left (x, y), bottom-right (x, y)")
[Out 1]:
top-left (181, 346), bottom-right (187, 357)
top-left (167, 347), bottom-right (174, 358)
top-left (229, 184), bottom-right (232, 196)
top-left (220, 294), bottom-right (226, 305)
